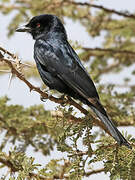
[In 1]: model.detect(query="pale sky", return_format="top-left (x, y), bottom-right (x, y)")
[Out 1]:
top-left (0, 0), bottom-right (135, 179)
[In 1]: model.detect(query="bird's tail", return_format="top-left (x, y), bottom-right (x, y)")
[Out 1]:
top-left (90, 106), bottom-right (132, 149)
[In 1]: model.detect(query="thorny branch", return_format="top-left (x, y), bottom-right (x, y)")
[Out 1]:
top-left (1, 47), bottom-right (134, 134)
top-left (0, 46), bottom-right (111, 135)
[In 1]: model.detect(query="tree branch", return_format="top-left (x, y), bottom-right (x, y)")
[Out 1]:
top-left (1, 46), bottom-right (134, 141)
top-left (1, 57), bottom-right (111, 135)
top-left (1, 1), bottom-right (135, 19)
top-left (0, 47), bottom-right (112, 136)
top-left (67, 1), bottom-right (135, 19)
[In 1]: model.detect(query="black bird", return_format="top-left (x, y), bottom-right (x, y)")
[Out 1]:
top-left (16, 14), bottom-right (131, 149)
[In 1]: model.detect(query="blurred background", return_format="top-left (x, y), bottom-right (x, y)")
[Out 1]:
top-left (0, 0), bottom-right (135, 179)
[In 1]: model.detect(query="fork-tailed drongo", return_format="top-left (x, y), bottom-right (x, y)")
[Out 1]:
top-left (16, 14), bottom-right (131, 149)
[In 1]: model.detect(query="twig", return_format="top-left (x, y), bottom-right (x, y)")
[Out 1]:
top-left (97, 62), bottom-right (120, 76)
top-left (0, 47), bottom-right (15, 58)
top-left (83, 47), bottom-right (135, 56)
top-left (0, 47), bottom-right (32, 67)
top-left (84, 168), bottom-right (104, 177)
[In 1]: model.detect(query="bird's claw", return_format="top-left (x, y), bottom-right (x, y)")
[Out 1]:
top-left (40, 96), bottom-right (48, 102)
top-left (59, 94), bottom-right (68, 106)
top-left (40, 87), bottom-right (52, 102)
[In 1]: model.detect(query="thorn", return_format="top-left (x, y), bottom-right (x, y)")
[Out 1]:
top-left (0, 67), bottom-right (14, 89)
top-left (15, 55), bottom-right (20, 65)
top-left (0, 70), bottom-right (11, 73)
top-left (21, 62), bottom-right (32, 67)
top-left (6, 58), bottom-right (32, 67)
top-left (29, 87), bottom-right (33, 92)
top-left (8, 73), bottom-right (14, 90)
top-left (0, 51), bottom-right (4, 58)
top-left (14, 55), bottom-right (23, 74)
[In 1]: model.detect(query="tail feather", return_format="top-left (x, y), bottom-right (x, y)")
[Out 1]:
top-left (90, 106), bottom-right (132, 149)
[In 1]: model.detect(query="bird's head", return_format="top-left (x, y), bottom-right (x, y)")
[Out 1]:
top-left (16, 14), bottom-right (67, 40)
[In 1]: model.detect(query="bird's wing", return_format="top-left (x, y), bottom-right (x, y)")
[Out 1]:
top-left (34, 39), bottom-right (103, 108)
top-left (35, 39), bottom-right (99, 97)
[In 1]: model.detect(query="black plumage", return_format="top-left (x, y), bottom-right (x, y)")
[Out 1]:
top-left (16, 14), bottom-right (131, 149)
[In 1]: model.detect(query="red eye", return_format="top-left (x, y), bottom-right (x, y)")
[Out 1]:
top-left (36, 23), bottom-right (40, 28)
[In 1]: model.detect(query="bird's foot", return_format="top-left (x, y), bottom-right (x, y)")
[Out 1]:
top-left (59, 94), bottom-right (68, 106)
top-left (40, 87), bottom-right (52, 102)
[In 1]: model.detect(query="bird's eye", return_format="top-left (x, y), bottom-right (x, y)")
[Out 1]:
top-left (36, 23), bottom-right (41, 28)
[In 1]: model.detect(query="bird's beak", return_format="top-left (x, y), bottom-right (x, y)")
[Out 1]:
top-left (16, 25), bottom-right (31, 32)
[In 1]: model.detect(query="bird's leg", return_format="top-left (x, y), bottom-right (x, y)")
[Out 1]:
top-left (59, 94), bottom-right (68, 106)
top-left (40, 87), bottom-right (52, 102)
top-left (60, 94), bottom-right (65, 100)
